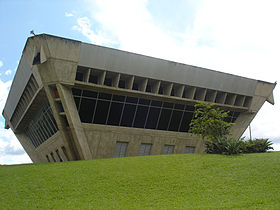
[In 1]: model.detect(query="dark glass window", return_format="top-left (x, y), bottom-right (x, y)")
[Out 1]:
top-left (174, 104), bottom-right (184, 110)
top-left (151, 100), bottom-right (162, 107)
top-left (157, 109), bottom-right (172, 130)
top-left (132, 83), bottom-right (138, 90)
top-left (104, 78), bottom-right (112, 86)
top-left (146, 84), bottom-right (151, 92)
top-left (25, 102), bottom-right (58, 148)
top-left (126, 96), bottom-right (138, 104)
top-left (75, 72), bottom-right (84, 81)
top-left (139, 98), bottom-right (150, 105)
top-left (163, 102), bottom-right (173, 108)
top-left (114, 142), bottom-right (128, 158)
top-left (133, 106), bottom-right (149, 128)
top-left (185, 146), bottom-right (195, 153)
top-left (112, 95), bottom-right (125, 102)
top-left (179, 111), bottom-right (194, 132)
top-left (89, 75), bottom-right (98, 84)
top-left (99, 93), bottom-right (112, 100)
top-left (168, 110), bottom-right (183, 131)
top-left (74, 97), bottom-right (80, 110)
top-left (79, 98), bottom-right (96, 123)
top-left (163, 145), bottom-right (174, 154)
top-left (107, 102), bottom-right (123, 126)
top-left (139, 143), bottom-right (152, 156)
top-left (120, 104), bottom-right (136, 127)
top-left (118, 79), bottom-right (126, 88)
top-left (158, 86), bottom-right (163, 94)
top-left (145, 107), bottom-right (160, 129)
top-left (185, 105), bottom-right (195, 111)
top-left (171, 88), bottom-right (175, 96)
top-left (72, 88), bottom-right (82, 96)
top-left (83, 90), bottom-right (97, 98)
top-left (93, 100), bottom-right (110, 124)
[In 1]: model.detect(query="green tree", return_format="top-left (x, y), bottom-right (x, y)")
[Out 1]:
top-left (189, 102), bottom-right (233, 142)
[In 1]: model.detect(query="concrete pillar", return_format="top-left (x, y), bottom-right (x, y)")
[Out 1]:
top-left (56, 84), bottom-right (92, 160)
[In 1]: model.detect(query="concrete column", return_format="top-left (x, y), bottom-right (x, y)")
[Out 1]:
top-left (56, 84), bottom-right (92, 160)
top-left (44, 85), bottom-right (76, 161)
top-left (126, 75), bottom-right (134, 90)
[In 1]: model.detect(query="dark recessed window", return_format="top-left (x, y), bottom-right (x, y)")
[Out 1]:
top-left (112, 95), bottom-right (125, 102)
top-left (99, 93), bottom-right (112, 100)
top-left (93, 100), bottom-right (110, 124)
top-left (132, 83), bottom-right (139, 90)
top-left (139, 143), bottom-right (152, 156)
top-left (104, 78), bottom-right (112, 86)
top-left (75, 72), bottom-right (84, 81)
top-left (151, 100), bottom-right (162, 107)
top-left (185, 105), bottom-right (195, 111)
top-left (157, 109), bottom-right (172, 130)
top-left (114, 142), bottom-right (128, 158)
top-left (118, 79), bottom-right (126, 88)
top-left (133, 106), bottom-right (149, 128)
top-left (126, 96), bottom-right (138, 104)
top-left (89, 75), bottom-right (98, 84)
top-left (139, 98), bottom-right (150, 105)
top-left (79, 98), bottom-right (96, 123)
top-left (72, 88), bottom-right (82, 96)
top-left (146, 84), bottom-right (151, 92)
top-left (83, 90), bottom-right (97, 98)
top-left (185, 146), bottom-right (195, 154)
top-left (145, 107), bottom-right (160, 129)
top-left (171, 88), bottom-right (175, 96)
top-left (174, 104), bottom-right (184, 110)
top-left (74, 97), bottom-right (80, 110)
top-left (163, 145), bottom-right (174, 154)
top-left (32, 52), bottom-right (41, 65)
top-left (179, 111), bottom-right (194, 132)
top-left (120, 104), bottom-right (136, 127)
top-left (158, 86), bottom-right (163, 94)
top-left (168, 110), bottom-right (183, 131)
top-left (163, 102), bottom-right (173, 109)
top-left (107, 102), bottom-right (123, 126)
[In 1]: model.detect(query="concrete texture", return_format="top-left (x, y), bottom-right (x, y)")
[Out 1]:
top-left (2, 34), bottom-right (276, 163)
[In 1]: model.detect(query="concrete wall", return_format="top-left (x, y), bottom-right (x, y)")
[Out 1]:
top-left (79, 43), bottom-right (257, 96)
top-left (34, 131), bottom-right (70, 163)
top-left (3, 34), bottom-right (276, 163)
top-left (83, 123), bottom-right (204, 159)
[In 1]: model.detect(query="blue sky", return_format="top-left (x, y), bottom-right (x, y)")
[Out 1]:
top-left (0, 0), bottom-right (279, 164)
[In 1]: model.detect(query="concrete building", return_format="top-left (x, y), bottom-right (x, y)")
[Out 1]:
top-left (2, 34), bottom-right (276, 163)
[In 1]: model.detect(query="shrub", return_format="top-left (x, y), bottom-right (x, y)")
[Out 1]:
top-left (205, 137), bottom-right (243, 155)
top-left (241, 138), bottom-right (273, 153)
top-left (189, 102), bottom-right (233, 142)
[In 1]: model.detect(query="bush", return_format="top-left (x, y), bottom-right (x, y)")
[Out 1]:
top-left (241, 138), bottom-right (273, 153)
top-left (189, 102), bottom-right (233, 142)
top-left (205, 137), bottom-right (243, 155)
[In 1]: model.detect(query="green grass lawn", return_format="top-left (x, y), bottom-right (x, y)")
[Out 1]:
top-left (1, 152), bottom-right (280, 209)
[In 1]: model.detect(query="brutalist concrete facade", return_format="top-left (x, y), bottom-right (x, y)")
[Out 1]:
top-left (2, 34), bottom-right (276, 163)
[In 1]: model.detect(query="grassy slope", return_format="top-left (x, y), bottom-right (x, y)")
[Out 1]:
top-left (1, 152), bottom-right (280, 209)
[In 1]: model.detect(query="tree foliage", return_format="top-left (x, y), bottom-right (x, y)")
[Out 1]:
top-left (189, 102), bottom-right (234, 142)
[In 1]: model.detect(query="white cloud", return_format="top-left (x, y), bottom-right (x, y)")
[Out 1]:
top-left (78, 0), bottom-right (280, 147)
top-left (4, 69), bottom-right (12, 75)
top-left (0, 60), bottom-right (3, 68)
top-left (72, 17), bottom-right (116, 45)
top-left (0, 78), bottom-right (32, 164)
top-left (65, 12), bottom-right (73, 17)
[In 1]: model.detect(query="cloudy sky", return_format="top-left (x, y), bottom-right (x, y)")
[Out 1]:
top-left (0, 0), bottom-right (279, 164)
